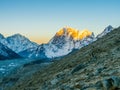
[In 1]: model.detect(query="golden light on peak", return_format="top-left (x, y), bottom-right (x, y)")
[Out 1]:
top-left (56, 27), bottom-right (92, 40)
top-left (56, 29), bottom-right (64, 36)
top-left (78, 29), bottom-right (92, 40)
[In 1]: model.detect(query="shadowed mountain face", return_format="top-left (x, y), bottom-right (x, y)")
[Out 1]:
top-left (0, 42), bottom-right (21, 60)
top-left (2, 27), bottom-right (120, 90)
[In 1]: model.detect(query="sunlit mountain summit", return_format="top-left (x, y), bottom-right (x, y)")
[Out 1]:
top-left (56, 26), bottom-right (92, 40)
top-left (19, 26), bottom-right (95, 59)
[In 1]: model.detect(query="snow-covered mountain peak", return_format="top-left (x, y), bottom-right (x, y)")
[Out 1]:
top-left (39, 27), bottom-right (95, 58)
top-left (56, 26), bottom-right (78, 36)
top-left (7, 34), bottom-right (28, 41)
top-left (6, 33), bottom-right (38, 53)
top-left (104, 25), bottom-right (113, 32)
top-left (97, 25), bottom-right (113, 38)
top-left (55, 27), bottom-right (92, 41)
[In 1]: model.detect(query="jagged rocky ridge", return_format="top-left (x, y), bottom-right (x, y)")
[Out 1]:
top-left (1, 26), bottom-right (120, 90)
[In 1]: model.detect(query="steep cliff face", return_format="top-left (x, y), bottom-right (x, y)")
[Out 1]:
top-left (2, 27), bottom-right (120, 90)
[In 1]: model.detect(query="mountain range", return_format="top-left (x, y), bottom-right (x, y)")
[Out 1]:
top-left (1, 25), bottom-right (120, 90)
top-left (0, 25), bottom-right (113, 60)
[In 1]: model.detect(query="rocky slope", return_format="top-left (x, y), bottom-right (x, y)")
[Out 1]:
top-left (1, 26), bottom-right (120, 90)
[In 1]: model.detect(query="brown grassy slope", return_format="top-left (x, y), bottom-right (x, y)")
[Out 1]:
top-left (6, 27), bottom-right (120, 90)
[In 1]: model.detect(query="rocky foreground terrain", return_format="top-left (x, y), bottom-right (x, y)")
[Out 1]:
top-left (1, 27), bottom-right (120, 90)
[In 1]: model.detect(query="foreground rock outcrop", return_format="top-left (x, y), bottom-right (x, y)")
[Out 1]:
top-left (1, 27), bottom-right (120, 90)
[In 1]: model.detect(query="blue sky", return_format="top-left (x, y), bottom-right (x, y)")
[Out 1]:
top-left (0, 0), bottom-right (120, 43)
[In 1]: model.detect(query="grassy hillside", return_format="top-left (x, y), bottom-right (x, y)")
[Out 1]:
top-left (2, 27), bottom-right (120, 90)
